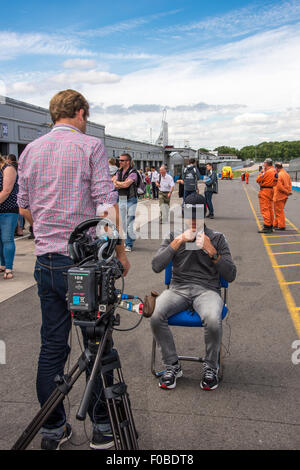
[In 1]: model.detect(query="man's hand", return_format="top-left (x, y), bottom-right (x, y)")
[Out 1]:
top-left (181, 229), bottom-right (197, 243)
top-left (115, 245), bottom-right (130, 276)
top-left (168, 192), bottom-right (172, 199)
top-left (196, 231), bottom-right (204, 249)
top-left (202, 234), bottom-right (218, 258)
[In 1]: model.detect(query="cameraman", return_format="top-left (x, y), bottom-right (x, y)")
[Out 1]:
top-left (151, 194), bottom-right (236, 391)
top-left (18, 89), bottom-right (130, 450)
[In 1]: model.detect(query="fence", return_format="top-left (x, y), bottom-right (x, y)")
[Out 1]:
top-left (288, 170), bottom-right (300, 182)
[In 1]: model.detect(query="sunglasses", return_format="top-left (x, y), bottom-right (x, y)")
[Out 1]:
top-left (119, 159), bottom-right (129, 162)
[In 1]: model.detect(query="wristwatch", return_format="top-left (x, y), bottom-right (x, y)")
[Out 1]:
top-left (211, 252), bottom-right (219, 260)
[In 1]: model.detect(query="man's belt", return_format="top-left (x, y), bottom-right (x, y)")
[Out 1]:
top-left (159, 191), bottom-right (170, 193)
top-left (260, 186), bottom-right (274, 189)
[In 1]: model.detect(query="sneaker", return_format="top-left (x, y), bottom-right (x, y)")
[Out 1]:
top-left (274, 227), bottom-right (286, 231)
top-left (258, 225), bottom-right (273, 233)
top-left (41, 423), bottom-right (72, 450)
top-left (90, 429), bottom-right (115, 450)
top-left (159, 363), bottom-right (183, 390)
top-left (125, 246), bottom-right (132, 252)
top-left (200, 363), bottom-right (219, 391)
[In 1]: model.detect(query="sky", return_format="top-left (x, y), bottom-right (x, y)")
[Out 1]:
top-left (1, 0), bottom-right (300, 150)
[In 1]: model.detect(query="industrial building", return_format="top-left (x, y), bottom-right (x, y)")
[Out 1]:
top-left (0, 96), bottom-right (165, 171)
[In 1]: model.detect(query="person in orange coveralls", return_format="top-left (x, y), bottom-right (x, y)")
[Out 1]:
top-left (256, 158), bottom-right (278, 233)
top-left (245, 171), bottom-right (249, 184)
top-left (273, 162), bottom-right (292, 231)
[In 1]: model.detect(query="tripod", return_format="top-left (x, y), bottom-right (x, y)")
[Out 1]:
top-left (11, 311), bottom-right (139, 450)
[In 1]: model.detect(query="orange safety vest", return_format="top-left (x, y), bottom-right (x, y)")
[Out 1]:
top-left (256, 166), bottom-right (277, 189)
top-left (273, 169), bottom-right (292, 202)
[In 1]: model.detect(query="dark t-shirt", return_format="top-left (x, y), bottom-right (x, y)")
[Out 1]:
top-left (0, 164), bottom-right (19, 213)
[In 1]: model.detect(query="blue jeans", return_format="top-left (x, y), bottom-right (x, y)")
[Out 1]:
top-left (34, 253), bottom-right (111, 434)
top-left (0, 213), bottom-right (19, 269)
top-left (118, 196), bottom-right (137, 248)
top-left (205, 191), bottom-right (214, 216)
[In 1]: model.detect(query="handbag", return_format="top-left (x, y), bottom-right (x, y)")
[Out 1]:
top-left (143, 291), bottom-right (159, 318)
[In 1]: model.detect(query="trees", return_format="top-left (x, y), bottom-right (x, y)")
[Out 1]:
top-left (213, 146), bottom-right (240, 157)
top-left (211, 141), bottom-right (300, 162)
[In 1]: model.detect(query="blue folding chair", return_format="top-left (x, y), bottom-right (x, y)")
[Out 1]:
top-left (151, 261), bottom-right (229, 379)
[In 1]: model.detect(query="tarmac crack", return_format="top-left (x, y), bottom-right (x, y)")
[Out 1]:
top-left (132, 407), bottom-right (300, 428)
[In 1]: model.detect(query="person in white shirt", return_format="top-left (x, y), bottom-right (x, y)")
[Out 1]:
top-left (151, 167), bottom-right (159, 199)
top-left (156, 165), bottom-right (175, 223)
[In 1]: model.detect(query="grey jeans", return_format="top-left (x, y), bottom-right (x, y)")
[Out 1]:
top-left (150, 283), bottom-right (224, 370)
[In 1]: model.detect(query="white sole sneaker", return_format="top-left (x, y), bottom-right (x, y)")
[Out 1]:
top-left (159, 370), bottom-right (183, 390)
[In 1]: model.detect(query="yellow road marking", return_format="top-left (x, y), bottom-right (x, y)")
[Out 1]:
top-left (244, 186), bottom-right (300, 337)
top-left (266, 241), bottom-right (300, 246)
top-left (273, 264), bottom-right (300, 268)
top-left (273, 251), bottom-right (300, 255)
top-left (286, 217), bottom-right (300, 233)
top-left (264, 234), bottom-right (300, 238)
top-left (280, 281), bottom-right (300, 285)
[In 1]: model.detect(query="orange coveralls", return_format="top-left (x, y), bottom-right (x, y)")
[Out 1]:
top-left (273, 169), bottom-right (292, 229)
top-left (256, 166), bottom-right (277, 227)
top-left (245, 172), bottom-right (249, 184)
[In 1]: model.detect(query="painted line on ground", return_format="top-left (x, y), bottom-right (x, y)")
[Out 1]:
top-left (244, 185), bottom-right (300, 338)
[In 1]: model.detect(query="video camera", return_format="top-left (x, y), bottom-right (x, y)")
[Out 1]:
top-left (67, 217), bottom-right (124, 327)
top-left (12, 217), bottom-right (140, 451)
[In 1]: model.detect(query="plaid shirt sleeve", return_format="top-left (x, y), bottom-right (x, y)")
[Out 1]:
top-left (17, 150), bottom-right (30, 209)
top-left (90, 140), bottom-right (118, 214)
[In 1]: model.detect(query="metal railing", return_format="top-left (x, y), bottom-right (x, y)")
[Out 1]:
top-left (288, 170), bottom-right (299, 182)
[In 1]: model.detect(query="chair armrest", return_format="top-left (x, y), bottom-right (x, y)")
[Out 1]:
top-left (165, 261), bottom-right (173, 286)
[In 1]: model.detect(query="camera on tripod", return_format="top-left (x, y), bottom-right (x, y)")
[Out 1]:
top-left (12, 217), bottom-right (140, 451)
top-left (67, 217), bottom-right (124, 326)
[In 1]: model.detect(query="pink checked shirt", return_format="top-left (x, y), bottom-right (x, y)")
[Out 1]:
top-left (17, 124), bottom-right (118, 256)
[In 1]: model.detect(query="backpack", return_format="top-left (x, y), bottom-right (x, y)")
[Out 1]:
top-left (183, 166), bottom-right (198, 191)
top-left (131, 169), bottom-right (146, 196)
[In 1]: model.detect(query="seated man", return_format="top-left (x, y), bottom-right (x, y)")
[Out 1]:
top-left (150, 194), bottom-right (236, 391)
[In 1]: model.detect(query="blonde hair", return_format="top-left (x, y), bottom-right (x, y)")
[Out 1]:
top-left (49, 89), bottom-right (90, 124)
top-left (0, 155), bottom-right (6, 171)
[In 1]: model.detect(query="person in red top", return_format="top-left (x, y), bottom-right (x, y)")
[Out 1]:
top-left (256, 158), bottom-right (278, 233)
top-left (273, 162), bottom-right (292, 231)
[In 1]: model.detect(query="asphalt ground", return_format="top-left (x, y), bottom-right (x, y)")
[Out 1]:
top-left (1, 175), bottom-right (300, 451)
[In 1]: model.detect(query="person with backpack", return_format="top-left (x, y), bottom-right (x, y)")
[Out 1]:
top-left (204, 163), bottom-right (218, 219)
top-left (177, 158), bottom-right (201, 202)
top-left (113, 153), bottom-right (143, 252)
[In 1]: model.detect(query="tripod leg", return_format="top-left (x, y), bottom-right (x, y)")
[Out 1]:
top-left (11, 350), bottom-right (93, 451)
top-left (116, 368), bottom-right (139, 448)
top-left (101, 351), bottom-right (139, 450)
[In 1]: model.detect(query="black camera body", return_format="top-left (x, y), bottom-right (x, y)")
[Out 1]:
top-left (67, 259), bottom-right (123, 326)
top-left (67, 218), bottom-right (123, 327)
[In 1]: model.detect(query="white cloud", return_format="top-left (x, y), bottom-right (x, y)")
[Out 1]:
top-left (62, 58), bottom-right (97, 69)
top-left (79, 9), bottom-right (182, 38)
top-left (9, 81), bottom-right (36, 95)
top-left (234, 113), bottom-right (274, 125)
top-left (51, 70), bottom-right (121, 85)
top-left (0, 31), bottom-right (95, 60)
top-left (2, 5), bottom-right (300, 150)
top-left (159, 0), bottom-right (300, 41)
